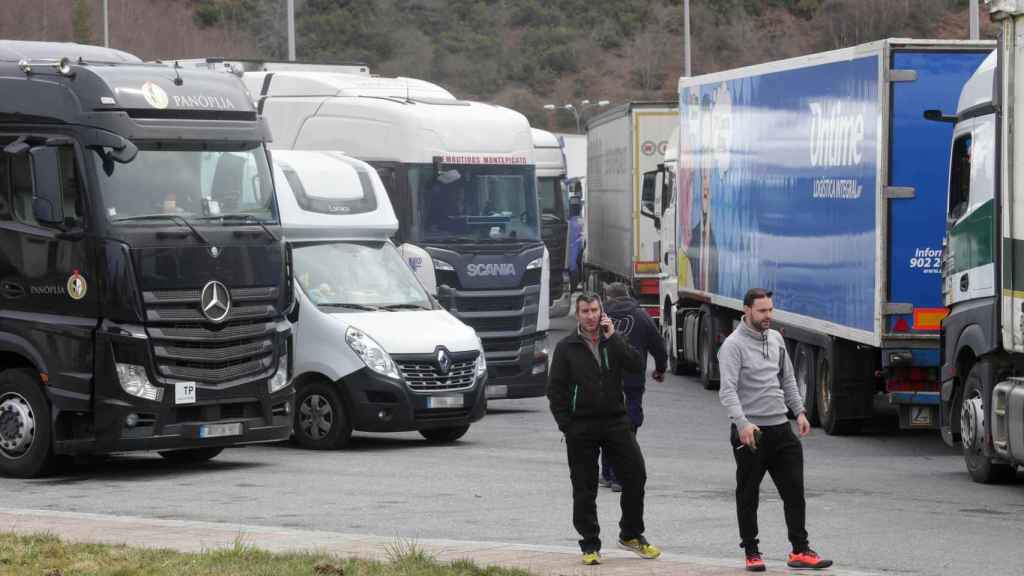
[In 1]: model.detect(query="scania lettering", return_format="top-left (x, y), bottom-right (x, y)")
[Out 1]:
top-left (0, 42), bottom-right (293, 478)
top-left (468, 263), bottom-right (517, 277)
top-left (657, 39), bottom-right (992, 436)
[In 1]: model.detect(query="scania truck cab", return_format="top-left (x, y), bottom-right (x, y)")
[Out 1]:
top-left (533, 128), bottom-right (571, 318)
top-left (273, 150), bottom-right (486, 447)
top-left (0, 42), bottom-right (293, 477)
top-left (231, 65), bottom-right (549, 400)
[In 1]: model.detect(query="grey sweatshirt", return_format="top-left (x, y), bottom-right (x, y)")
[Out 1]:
top-left (718, 319), bottom-right (804, 430)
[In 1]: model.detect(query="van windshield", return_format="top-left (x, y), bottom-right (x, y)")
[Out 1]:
top-left (293, 241), bottom-right (432, 310)
top-left (408, 163), bottom-right (540, 243)
top-left (94, 142), bottom-right (276, 224)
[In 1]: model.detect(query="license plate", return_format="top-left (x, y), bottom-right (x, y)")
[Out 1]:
top-left (199, 422), bottom-right (243, 439)
top-left (175, 382), bottom-right (197, 405)
top-left (486, 385), bottom-right (508, 399)
top-left (427, 395), bottom-right (463, 409)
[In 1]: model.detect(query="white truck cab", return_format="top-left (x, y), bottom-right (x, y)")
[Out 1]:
top-left (533, 128), bottom-right (571, 318)
top-left (274, 150), bottom-right (487, 448)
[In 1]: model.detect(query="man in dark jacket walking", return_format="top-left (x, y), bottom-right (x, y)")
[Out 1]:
top-left (600, 282), bottom-right (668, 490)
top-left (548, 293), bottom-right (662, 565)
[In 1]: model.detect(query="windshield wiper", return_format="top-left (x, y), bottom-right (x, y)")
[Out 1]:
top-left (194, 213), bottom-right (277, 241)
top-left (111, 214), bottom-right (210, 245)
top-left (318, 303), bottom-right (380, 311)
top-left (380, 303), bottom-right (430, 311)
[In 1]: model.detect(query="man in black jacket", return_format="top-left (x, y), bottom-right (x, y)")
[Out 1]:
top-left (547, 293), bottom-right (662, 565)
top-left (600, 282), bottom-right (668, 490)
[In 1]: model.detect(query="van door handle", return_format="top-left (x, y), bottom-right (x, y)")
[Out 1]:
top-left (1, 281), bottom-right (24, 299)
top-left (960, 273), bottom-right (969, 293)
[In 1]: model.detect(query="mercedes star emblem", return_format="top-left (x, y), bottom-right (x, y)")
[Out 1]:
top-left (200, 280), bottom-right (231, 323)
top-left (436, 348), bottom-right (451, 375)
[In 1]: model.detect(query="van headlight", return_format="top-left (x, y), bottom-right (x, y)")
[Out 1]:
top-left (526, 257), bottom-right (543, 270)
top-left (346, 326), bottom-right (400, 379)
top-left (116, 363), bottom-right (163, 401)
top-left (268, 355), bottom-right (290, 394)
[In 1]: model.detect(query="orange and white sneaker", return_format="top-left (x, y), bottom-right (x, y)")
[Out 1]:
top-left (788, 548), bottom-right (833, 569)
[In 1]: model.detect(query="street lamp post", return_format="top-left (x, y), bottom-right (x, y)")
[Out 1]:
top-left (543, 100), bottom-right (610, 133)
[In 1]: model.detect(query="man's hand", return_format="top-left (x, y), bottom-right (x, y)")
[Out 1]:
top-left (797, 413), bottom-right (811, 436)
top-left (739, 423), bottom-right (760, 448)
top-left (652, 370), bottom-right (664, 382)
top-left (600, 314), bottom-right (615, 337)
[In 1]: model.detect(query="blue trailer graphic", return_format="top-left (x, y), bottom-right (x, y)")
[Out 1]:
top-left (667, 40), bottom-right (993, 433)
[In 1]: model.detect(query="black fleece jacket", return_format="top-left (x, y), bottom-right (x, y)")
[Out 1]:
top-left (547, 328), bottom-right (644, 432)
top-left (605, 297), bottom-right (668, 389)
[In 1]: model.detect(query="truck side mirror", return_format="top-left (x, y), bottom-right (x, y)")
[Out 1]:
top-left (29, 146), bottom-right (65, 226)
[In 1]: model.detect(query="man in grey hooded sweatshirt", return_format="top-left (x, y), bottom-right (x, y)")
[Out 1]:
top-left (718, 288), bottom-right (832, 572)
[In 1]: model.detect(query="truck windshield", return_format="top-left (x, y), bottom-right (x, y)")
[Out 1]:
top-left (408, 164), bottom-right (540, 242)
top-left (93, 143), bottom-right (276, 224)
top-left (293, 241), bottom-right (432, 310)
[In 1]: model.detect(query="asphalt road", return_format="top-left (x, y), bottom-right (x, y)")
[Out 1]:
top-left (4, 315), bottom-right (1023, 575)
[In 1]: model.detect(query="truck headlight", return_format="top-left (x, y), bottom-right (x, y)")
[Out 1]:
top-left (434, 259), bottom-right (455, 271)
top-left (268, 355), bottom-right (290, 394)
top-left (526, 257), bottom-right (543, 270)
top-left (475, 350), bottom-right (487, 379)
top-left (346, 326), bottom-right (400, 379)
top-left (116, 363), bottom-right (163, 402)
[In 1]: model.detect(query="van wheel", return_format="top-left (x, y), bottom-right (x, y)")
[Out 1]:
top-left (294, 381), bottom-right (351, 449)
top-left (159, 447), bottom-right (224, 463)
top-left (699, 313), bottom-right (718, 390)
top-left (960, 362), bottom-right (1017, 484)
top-left (0, 368), bottom-right (55, 478)
top-left (420, 425), bottom-right (469, 443)
top-left (794, 343), bottom-right (819, 426)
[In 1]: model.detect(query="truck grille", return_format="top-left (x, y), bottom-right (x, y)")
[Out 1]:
top-left (457, 295), bottom-right (524, 312)
top-left (396, 357), bottom-right (477, 391)
top-left (461, 316), bottom-right (523, 333)
top-left (144, 286), bottom-right (279, 384)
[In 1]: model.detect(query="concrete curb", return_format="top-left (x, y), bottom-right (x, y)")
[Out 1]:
top-left (0, 508), bottom-right (875, 576)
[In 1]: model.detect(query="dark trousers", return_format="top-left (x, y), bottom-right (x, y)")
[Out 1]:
top-left (565, 415), bottom-right (647, 552)
top-left (600, 388), bottom-right (643, 482)
top-left (730, 422), bottom-right (808, 551)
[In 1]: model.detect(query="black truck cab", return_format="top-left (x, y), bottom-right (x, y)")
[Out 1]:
top-left (0, 41), bottom-right (293, 477)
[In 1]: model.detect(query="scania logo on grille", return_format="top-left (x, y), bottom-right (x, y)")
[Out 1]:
top-left (436, 348), bottom-right (451, 375)
top-left (200, 280), bottom-right (231, 323)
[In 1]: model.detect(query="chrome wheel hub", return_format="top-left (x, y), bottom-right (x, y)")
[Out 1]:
top-left (0, 393), bottom-right (36, 458)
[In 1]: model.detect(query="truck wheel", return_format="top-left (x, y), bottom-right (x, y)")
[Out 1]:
top-left (0, 368), bottom-right (55, 478)
top-left (158, 447), bottom-right (224, 463)
top-left (294, 381), bottom-right (352, 450)
top-left (793, 343), bottom-right (819, 426)
top-left (816, 348), bottom-right (859, 435)
top-left (420, 425), bottom-right (469, 443)
top-left (960, 362), bottom-right (1017, 484)
top-left (699, 313), bottom-right (718, 390)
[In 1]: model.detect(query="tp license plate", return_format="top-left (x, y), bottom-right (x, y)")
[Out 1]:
top-left (427, 395), bottom-right (463, 409)
top-left (199, 422), bottom-right (243, 439)
top-left (175, 382), bottom-right (197, 405)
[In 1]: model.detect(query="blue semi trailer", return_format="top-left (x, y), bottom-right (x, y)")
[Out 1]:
top-left (655, 39), bottom-right (993, 435)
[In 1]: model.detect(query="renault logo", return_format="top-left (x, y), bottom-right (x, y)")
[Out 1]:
top-left (436, 348), bottom-right (451, 375)
top-left (200, 281), bottom-right (231, 323)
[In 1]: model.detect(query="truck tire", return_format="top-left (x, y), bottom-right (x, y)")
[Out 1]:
top-left (0, 368), bottom-right (55, 478)
top-left (816, 347), bottom-right (860, 435)
top-left (960, 361), bottom-right (1017, 484)
top-left (420, 425), bottom-right (469, 443)
top-left (699, 313), bottom-right (718, 390)
top-left (793, 343), bottom-right (819, 426)
top-left (294, 380), bottom-right (352, 450)
top-left (158, 447), bottom-right (224, 463)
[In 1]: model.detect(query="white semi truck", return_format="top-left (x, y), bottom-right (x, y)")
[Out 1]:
top-left (533, 128), bottom-right (571, 318)
top-left (584, 102), bottom-right (678, 323)
top-left (932, 1), bottom-right (1024, 482)
top-left (232, 65), bottom-right (549, 400)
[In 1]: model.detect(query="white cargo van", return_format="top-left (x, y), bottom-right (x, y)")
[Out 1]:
top-left (273, 150), bottom-right (487, 447)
